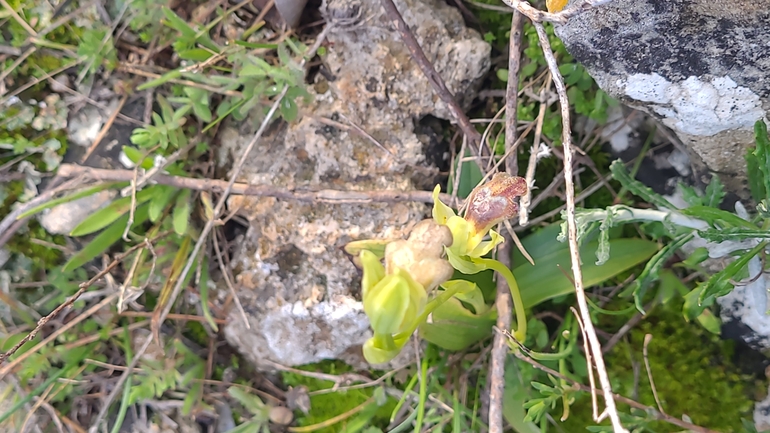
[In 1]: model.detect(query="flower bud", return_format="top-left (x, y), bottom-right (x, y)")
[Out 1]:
top-left (385, 220), bottom-right (453, 291)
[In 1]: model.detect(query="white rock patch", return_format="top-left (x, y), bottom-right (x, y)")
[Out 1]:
top-left (624, 74), bottom-right (764, 136)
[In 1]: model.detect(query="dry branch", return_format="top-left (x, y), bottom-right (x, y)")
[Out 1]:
top-left (487, 10), bottom-right (525, 433)
top-left (378, 0), bottom-right (489, 165)
top-left (55, 163), bottom-right (448, 204)
top-left (530, 17), bottom-right (627, 433)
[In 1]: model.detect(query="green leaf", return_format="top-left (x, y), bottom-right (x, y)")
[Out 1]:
top-left (161, 7), bottom-right (197, 39)
top-left (502, 361), bottom-right (541, 433)
top-left (149, 186), bottom-right (178, 223)
top-left (752, 120), bottom-right (770, 199)
top-left (70, 187), bottom-right (158, 236)
top-left (279, 97), bottom-right (298, 122)
top-left (172, 189), bottom-right (192, 236)
top-left (698, 227), bottom-right (770, 243)
top-left (122, 146), bottom-right (154, 170)
top-left (703, 175), bottom-right (726, 208)
top-left (63, 203), bottom-right (151, 273)
top-left (137, 69), bottom-right (182, 90)
top-left (227, 387), bottom-right (266, 417)
top-left (610, 160), bottom-right (676, 210)
top-left (678, 181), bottom-right (703, 207)
top-left (178, 48), bottom-right (213, 61)
top-left (18, 183), bottom-right (125, 219)
top-left (419, 285), bottom-right (496, 351)
top-left (698, 241), bottom-right (767, 306)
top-left (679, 206), bottom-right (756, 229)
top-left (631, 233), bottom-right (692, 313)
top-left (681, 246), bottom-right (709, 268)
top-left (516, 238), bottom-right (659, 308)
top-left (512, 223), bottom-right (565, 265)
top-left (198, 256), bottom-right (218, 332)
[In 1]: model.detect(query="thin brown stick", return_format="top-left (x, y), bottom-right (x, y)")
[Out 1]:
top-left (212, 232), bottom-right (250, 328)
top-left (488, 10), bottom-right (525, 433)
top-left (642, 334), bottom-right (666, 415)
top-left (532, 20), bottom-right (625, 432)
top-left (117, 311), bottom-right (227, 325)
top-left (519, 77), bottom-right (551, 226)
top-left (0, 175), bottom-right (78, 250)
top-left (0, 0), bottom-right (37, 36)
top-left (502, 329), bottom-right (718, 433)
top-left (0, 232), bottom-right (170, 370)
top-left (500, 0), bottom-right (615, 24)
top-left (378, 0), bottom-right (487, 165)
top-left (0, 59), bottom-right (82, 106)
top-left (80, 93), bottom-right (128, 163)
top-left (56, 163), bottom-right (453, 204)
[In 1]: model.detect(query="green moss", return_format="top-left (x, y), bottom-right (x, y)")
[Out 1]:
top-left (558, 300), bottom-right (763, 432)
top-left (281, 361), bottom-right (396, 432)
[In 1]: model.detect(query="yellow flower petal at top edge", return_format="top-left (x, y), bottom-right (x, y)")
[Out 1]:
top-left (360, 250), bottom-right (385, 299)
top-left (546, 0), bottom-right (568, 13)
top-left (431, 185), bottom-right (456, 225)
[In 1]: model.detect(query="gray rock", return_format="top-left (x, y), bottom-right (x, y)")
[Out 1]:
top-left (39, 189), bottom-right (115, 235)
top-left (555, 0), bottom-right (770, 197)
top-left (220, 0), bottom-right (490, 369)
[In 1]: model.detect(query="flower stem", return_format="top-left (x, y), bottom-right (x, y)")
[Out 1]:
top-left (478, 257), bottom-right (527, 342)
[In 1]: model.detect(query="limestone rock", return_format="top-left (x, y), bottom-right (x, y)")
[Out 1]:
top-left (39, 189), bottom-right (115, 235)
top-left (220, 0), bottom-right (490, 369)
top-left (555, 0), bottom-right (770, 197)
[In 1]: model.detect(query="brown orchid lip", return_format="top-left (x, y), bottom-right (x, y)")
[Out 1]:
top-left (465, 173), bottom-right (528, 234)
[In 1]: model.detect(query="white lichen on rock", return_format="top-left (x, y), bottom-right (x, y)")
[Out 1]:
top-left (624, 73), bottom-right (765, 136)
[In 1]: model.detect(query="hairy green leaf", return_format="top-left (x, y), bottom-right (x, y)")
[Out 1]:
top-left (698, 227), bottom-right (770, 243)
top-left (698, 241), bottom-right (767, 306)
top-left (610, 160), bottom-right (676, 210)
top-left (631, 232), bottom-right (692, 313)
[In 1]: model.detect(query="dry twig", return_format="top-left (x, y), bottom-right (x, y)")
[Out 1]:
top-left (54, 163), bottom-right (453, 204)
top-left (0, 233), bottom-right (171, 369)
top-left (378, 0), bottom-right (488, 165)
top-left (487, 10), bottom-right (525, 433)
top-left (529, 16), bottom-right (627, 433)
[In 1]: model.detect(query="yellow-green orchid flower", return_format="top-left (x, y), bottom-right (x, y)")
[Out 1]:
top-left (357, 220), bottom-right (455, 364)
top-left (432, 173), bottom-right (530, 341)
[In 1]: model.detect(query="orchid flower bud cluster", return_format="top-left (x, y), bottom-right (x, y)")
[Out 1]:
top-left (348, 173), bottom-right (528, 364)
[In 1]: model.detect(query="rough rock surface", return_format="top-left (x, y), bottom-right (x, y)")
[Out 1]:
top-left (39, 190), bottom-right (114, 235)
top-left (555, 0), bottom-right (770, 197)
top-left (220, 0), bottom-right (490, 369)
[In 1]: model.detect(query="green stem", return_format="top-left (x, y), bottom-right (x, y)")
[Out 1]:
top-left (478, 258), bottom-right (528, 342)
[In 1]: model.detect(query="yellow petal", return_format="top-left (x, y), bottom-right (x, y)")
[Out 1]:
top-left (360, 250), bottom-right (386, 299)
top-left (446, 215), bottom-right (471, 257)
top-left (363, 338), bottom-right (400, 365)
top-left (364, 274), bottom-right (410, 335)
top-left (468, 229), bottom-right (505, 258)
top-left (546, 0), bottom-right (568, 12)
top-left (432, 185), bottom-right (456, 225)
